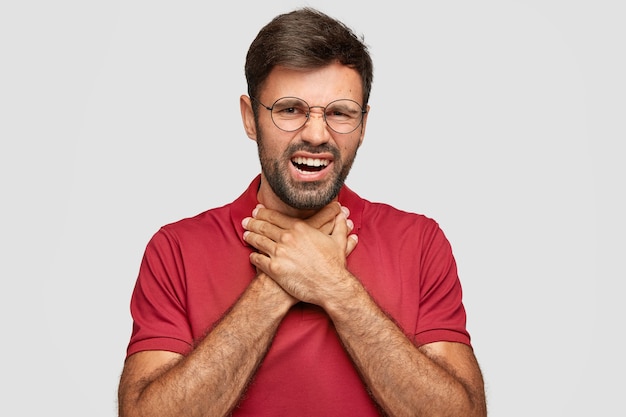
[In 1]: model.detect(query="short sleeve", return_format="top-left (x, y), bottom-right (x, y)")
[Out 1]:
top-left (414, 224), bottom-right (470, 347)
top-left (126, 228), bottom-right (193, 357)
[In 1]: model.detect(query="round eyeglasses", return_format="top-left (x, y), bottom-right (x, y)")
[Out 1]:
top-left (252, 96), bottom-right (367, 134)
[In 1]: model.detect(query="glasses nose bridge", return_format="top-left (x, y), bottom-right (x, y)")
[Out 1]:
top-left (305, 104), bottom-right (328, 125)
top-left (302, 106), bottom-right (330, 133)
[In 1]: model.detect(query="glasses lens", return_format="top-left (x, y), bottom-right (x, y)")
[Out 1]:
top-left (270, 97), bottom-right (309, 131)
top-left (325, 99), bottom-right (364, 134)
top-left (268, 97), bottom-right (364, 133)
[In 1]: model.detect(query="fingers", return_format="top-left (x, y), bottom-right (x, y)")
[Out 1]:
top-left (346, 234), bottom-right (358, 256)
top-left (249, 204), bottom-right (297, 230)
top-left (242, 207), bottom-right (286, 242)
top-left (331, 211), bottom-right (359, 256)
top-left (242, 227), bottom-right (275, 256)
top-left (242, 204), bottom-right (358, 256)
top-left (305, 202), bottom-right (342, 232)
top-left (250, 202), bottom-right (344, 234)
top-left (243, 203), bottom-right (348, 235)
top-left (249, 250), bottom-right (271, 274)
top-left (343, 212), bottom-right (359, 256)
top-left (318, 205), bottom-right (352, 236)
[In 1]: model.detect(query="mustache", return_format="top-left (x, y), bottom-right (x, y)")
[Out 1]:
top-left (284, 142), bottom-right (340, 158)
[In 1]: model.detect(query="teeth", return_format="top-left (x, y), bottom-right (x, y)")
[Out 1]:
top-left (292, 157), bottom-right (329, 167)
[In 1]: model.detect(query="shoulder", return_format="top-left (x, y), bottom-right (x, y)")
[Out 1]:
top-left (361, 198), bottom-right (442, 238)
top-left (365, 200), bottom-right (435, 223)
top-left (154, 176), bottom-right (260, 243)
top-left (161, 203), bottom-right (232, 235)
top-left (340, 185), bottom-right (440, 234)
top-left (142, 202), bottom-right (238, 256)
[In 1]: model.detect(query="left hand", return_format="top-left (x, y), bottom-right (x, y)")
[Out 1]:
top-left (242, 204), bottom-right (357, 306)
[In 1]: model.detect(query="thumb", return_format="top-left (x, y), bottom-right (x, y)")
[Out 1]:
top-left (331, 211), bottom-right (358, 254)
top-left (346, 234), bottom-right (359, 256)
top-left (331, 211), bottom-right (348, 241)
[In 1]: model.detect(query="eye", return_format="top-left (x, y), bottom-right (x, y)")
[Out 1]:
top-left (272, 98), bottom-right (308, 118)
top-left (281, 106), bottom-right (300, 115)
top-left (326, 106), bottom-right (358, 121)
top-left (328, 109), bottom-right (349, 118)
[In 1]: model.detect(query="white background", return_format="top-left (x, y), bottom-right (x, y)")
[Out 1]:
top-left (1, 1), bottom-right (624, 416)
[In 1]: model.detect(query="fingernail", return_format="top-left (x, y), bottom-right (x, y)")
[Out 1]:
top-left (242, 217), bottom-right (250, 227)
top-left (341, 206), bottom-right (350, 216)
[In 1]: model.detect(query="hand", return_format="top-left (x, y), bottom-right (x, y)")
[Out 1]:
top-left (253, 269), bottom-right (300, 309)
top-left (251, 202), bottom-right (358, 254)
top-left (242, 202), bottom-right (358, 306)
top-left (305, 203), bottom-right (359, 255)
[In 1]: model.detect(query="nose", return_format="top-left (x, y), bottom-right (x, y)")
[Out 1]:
top-left (301, 107), bottom-right (331, 145)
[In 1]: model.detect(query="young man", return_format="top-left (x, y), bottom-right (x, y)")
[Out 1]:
top-left (118, 8), bottom-right (486, 417)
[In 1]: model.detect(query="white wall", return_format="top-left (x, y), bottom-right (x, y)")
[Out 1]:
top-left (1, 1), bottom-right (623, 415)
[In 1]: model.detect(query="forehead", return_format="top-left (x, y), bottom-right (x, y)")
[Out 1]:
top-left (260, 63), bottom-right (364, 104)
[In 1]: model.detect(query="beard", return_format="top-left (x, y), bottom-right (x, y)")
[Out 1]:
top-left (256, 131), bottom-right (358, 210)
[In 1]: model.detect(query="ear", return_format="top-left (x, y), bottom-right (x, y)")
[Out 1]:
top-left (358, 104), bottom-right (370, 146)
top-left (240, 95), bottom-right (258, 141)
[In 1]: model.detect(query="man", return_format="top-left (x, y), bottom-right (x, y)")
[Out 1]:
top-left (118, 7), bottom-right (486, 417)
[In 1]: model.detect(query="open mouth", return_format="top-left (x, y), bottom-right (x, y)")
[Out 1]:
top-left (291, 156), bottom-right (330, 173)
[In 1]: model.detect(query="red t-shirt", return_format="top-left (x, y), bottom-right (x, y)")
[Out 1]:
top-left (127, 175), bottom-right (470, 416)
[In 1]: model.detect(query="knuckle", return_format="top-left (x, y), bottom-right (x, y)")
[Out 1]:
top-left (277, 231), bottom-right (295, 247)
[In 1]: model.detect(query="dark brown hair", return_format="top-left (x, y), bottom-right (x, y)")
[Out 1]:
top-left (245, 8), bottom-right (374, 108)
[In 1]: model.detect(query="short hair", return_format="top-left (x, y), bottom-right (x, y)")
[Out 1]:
top-left (245, 8), bottom-right (374, 108)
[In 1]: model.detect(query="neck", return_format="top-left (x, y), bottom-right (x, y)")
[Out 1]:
top-left (256, 174), bottom-right (331, 219)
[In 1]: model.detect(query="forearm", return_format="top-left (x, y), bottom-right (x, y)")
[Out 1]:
top-left (119, 274), bottom-right (293, 417)
top-left (326, 277), bottom-right (484, 417)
